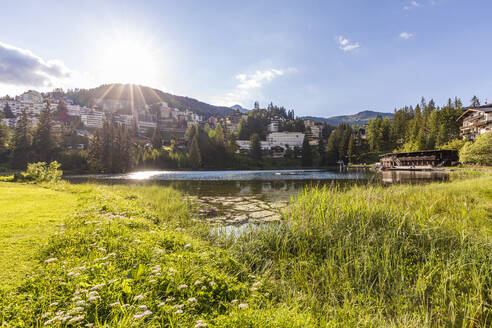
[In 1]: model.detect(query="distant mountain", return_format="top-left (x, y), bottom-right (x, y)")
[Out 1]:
top-left (66, 84), bottom-right (234, 118)
top-left (230, 104), bottom-right (249, 114)
top-left (303, 110), bottom-right (393, 126)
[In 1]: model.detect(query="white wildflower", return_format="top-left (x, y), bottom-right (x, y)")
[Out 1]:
top-left (173, 304), bottom-right (184, 309)
top-left (174, 309), bottom-right (183, 314)
top-left (252, 282), bottom-right (261, 288)
top-left (187, 297), bottom-right (197, 303)
top-left (230, 299), bottom-right (238, 304)
top-left (248, 275), bottom-right (256, 279)
top-left (209, 281), bottom-right (216, 287)
top-left (133, 294), bottom-right (145, 301)
top-left (165, 296), bottom-right (175, 302)
top-left (75, 300), bottom-right (86, 306)
top-left (195, 321), bottom-right (208, 328)
top-left (121, 304), bottom-right (131, 309)
top-left (194, 280), bottom-right (202, 285)
top-left (201, 286), bottom-right (207, 290)
top-left (68, 315), bottom-right (84, 323)
top-left (49, 302), bottom-right (59, 307)
top-left (158, 302), bottom-right (166, 307)
top-left (90, 283), bottom-right (105, 291)
top-left (184, 243), bottom-right (191, 249)
top-left (69, 307), bottom-right (84, 314)
top-left (44, 258), bottom-right (57, 264)
top-left (109, 302), bottom-right (120, 307)
top-left (137, 305), bottom-right (148, 310)
top-left (238, 303), bottom-right (248, 309)
top-left (178, 284), bottom-right (188, 289)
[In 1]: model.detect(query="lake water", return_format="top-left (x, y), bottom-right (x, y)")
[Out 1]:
top-left (66, 169), bottom-right (449, 225)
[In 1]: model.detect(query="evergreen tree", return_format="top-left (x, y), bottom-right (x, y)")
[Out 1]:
top-left (151, 127), bottom-right (163, 149)
top-left (34, 101), bottom-right (57, 162)
top-left (55, 100), bottom-right (69, 122)
top-left (88, 130), bottom-right (103, 172)
top-left (471, 95), bottom-right (480, 108)
top-left (3, 103), bottom-right (15, 119)
top-left (189, 135), bottom-right (202, 169)
top-left (238, 117), bottom-right (249, 140)
top-left (0, 121), bottom-right (9, 157)
top-left (317, 137), bottom-right (326, 166)
top-left (11, 109), bottom-right (32, 169)
top-left (214, 124), bottom-right (225, 146)
top-left (249, 133), bottom-right (262, 160)
top-left (347, 134), bottom-right (354, 163)
top-left (301, 135), bottom-right (313, 167)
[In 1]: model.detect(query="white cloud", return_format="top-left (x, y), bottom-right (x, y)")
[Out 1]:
top-left (337, 36), bottom-right (360, 52)
top-left (212, 68), bottom-right (295, 106)
top-left (0, 42), bottom-right (97, 96)
top-left (0, 42), bottom-right (71, 87)
top-left (399, 32), bottom-right (414, 39)
top-left (403, 0), bottom-right (419, 10)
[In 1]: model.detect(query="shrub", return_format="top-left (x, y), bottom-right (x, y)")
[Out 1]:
top-left (459, 131), bottom-right (492, 165)
top-left (23, 161), bottom-right (63, 183)
top-left (439, 138), bottom-right (467, 151)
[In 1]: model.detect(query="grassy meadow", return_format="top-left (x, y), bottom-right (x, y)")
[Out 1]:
top-left (0, 172), bottom-right (490, 327)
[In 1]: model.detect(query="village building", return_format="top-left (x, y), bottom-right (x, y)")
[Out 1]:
top-left (380, 150), bottom-right (459, 169)
top-left (457, 103), bottom-right (492, 140)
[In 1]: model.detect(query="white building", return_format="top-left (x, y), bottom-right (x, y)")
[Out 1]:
top-left (266, 132), bottom-right (304, 148)
top-left (81, 110), bottom-right (104, 129)
top-left (236, 132), bottom-right (305, 156)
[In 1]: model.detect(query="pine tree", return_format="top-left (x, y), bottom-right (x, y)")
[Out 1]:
top-left (249, 133), bottom-right (262, 160)
top-left (0, 121), bottom-right (9, 156)
top-left (11, 109), bottom-right (32, 169)
top-left (3, 103), bottom-right (15, 119)
top-left (317, 137), bottom-right (326, 166)
top-left (151, 127), bottom-right (163, 149)
top-left (238, 117), bottom-right (249, 140)
top-left (189, 135), bottom-right (202, 169)
top-left (88, 130), bottom-right (103, 172)
top-left (214, 124), bottom-right (225, 146)
top-left (471, 95), bottom-right (480, 108)
top-left (347, 134), bottom-right (354, 163)
top-left (301, 135), bottom-right (313, 167)
top-left (34, 101), bottom-right (56, 162)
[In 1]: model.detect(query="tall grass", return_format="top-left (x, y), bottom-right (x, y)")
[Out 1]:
top-left (219, 176), bottom-right (492, 327)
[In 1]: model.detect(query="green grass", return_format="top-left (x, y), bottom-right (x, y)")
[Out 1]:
top-left (219, 175), bottom-right (492, 327)
top-left (0, 182), bottom-right (77, 290)
top-left (0, 174), bottom-right (491, 327)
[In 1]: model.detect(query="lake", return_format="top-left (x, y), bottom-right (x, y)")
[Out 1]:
top-left (66, 169), bottom-right (449, 225)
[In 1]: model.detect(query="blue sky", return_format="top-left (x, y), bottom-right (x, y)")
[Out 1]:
top-left (0, 0), bottom-right (491, 117)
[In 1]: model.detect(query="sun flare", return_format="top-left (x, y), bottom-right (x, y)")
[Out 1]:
top-left (96, 36), bottom-right (160, 85)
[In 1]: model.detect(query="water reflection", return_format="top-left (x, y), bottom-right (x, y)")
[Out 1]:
top-left (381, 170), bottom-right (449, 184)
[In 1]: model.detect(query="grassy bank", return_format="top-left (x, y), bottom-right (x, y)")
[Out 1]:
top-left (219, 174), bottom-right (492, 327)
top-left (0, 174), bottom-right (491, 327)
top-left (0, 183), bottom-right (77, 290)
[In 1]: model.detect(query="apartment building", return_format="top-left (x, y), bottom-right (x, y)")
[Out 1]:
top-left (458, 103), bottom-right (492, 140)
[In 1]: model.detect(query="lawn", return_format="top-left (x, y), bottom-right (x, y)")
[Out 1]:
top-left (0, 182), bottom-right (78, 290)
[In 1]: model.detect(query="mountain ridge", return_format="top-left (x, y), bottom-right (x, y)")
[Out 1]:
top-left (302, 110), bottom-right (393, 126)
top-left (66, 83), bottom-right (234, 118)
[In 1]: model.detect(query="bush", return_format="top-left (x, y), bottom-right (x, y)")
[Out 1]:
top-left (459, 131), bottom-right (492, 165)
top-left (439, 138), bottom-right (467, 151)
top-left (23, 161), bottom-right (63, 183)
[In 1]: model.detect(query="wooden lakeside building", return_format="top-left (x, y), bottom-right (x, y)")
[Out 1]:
top-left (379, 150), bottom-right (458, 170)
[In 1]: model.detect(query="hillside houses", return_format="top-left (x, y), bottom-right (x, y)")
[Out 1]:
top-left (458, 103), bottom-right (492, 140)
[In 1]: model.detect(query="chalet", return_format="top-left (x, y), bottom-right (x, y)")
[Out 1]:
top-left (457, 103), bottom-right (492, 140)
top-left (380, 150), bottom-right (458, 169)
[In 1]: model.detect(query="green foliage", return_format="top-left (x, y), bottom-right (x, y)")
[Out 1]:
top-left (189, 135), bottom-right (202, 169)
top-left (459, 131), bottom-right (492, 165)
top-left (249, 133), bottom-right (262, 160)
top-left (11, 108), bottom-right (33, 169)
top-left (301, 136), bottom-right (312, 167)
top-left (34, 100), bottom-right (58, 163)
top-left (151, 127), bottom-right (163, 149)
top-left (23, 161), bottom-right (63, 183)
top-left (221, 175), bottom-right (492, 326)
top-left (0, 121), bottom-right (9, 157)
top-left (439, 138), bottom-right (467, 151)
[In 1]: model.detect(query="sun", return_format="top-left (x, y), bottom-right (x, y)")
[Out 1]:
top-left (96, 36), bottom-right (161, 86)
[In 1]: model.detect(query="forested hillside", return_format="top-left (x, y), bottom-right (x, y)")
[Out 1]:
top-left (65, 84), bottom-right (234, 118)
